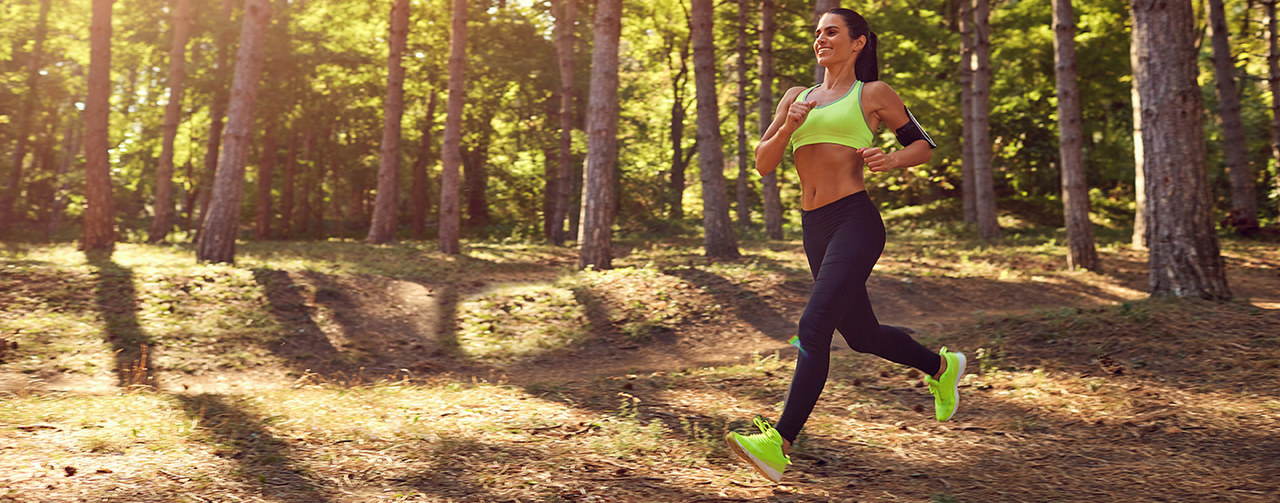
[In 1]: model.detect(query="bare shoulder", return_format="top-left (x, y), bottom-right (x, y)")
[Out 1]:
top-left (781, 86), bottom-right (808, 103)
top-left (862, 80), bottom-right (902, 103)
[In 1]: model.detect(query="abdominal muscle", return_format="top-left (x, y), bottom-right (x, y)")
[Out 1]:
top-left (793, 143), bottom-right (866, 211)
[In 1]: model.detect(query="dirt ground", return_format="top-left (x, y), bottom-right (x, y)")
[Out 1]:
top-left (2, 240), bottom-right (1278, 502)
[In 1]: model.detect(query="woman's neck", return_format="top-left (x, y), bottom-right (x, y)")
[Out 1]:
top-left (820, 60), bottom-right (859, 90)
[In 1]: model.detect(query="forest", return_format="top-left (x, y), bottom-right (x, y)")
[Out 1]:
top-left (2, 1), bottom-right (1279, 502)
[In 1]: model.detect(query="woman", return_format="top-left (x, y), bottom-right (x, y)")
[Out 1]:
top-left (725, 8), bottom-right (965, 483)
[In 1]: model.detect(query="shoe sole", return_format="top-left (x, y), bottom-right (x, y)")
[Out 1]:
top-left (724, 432), bottom-right (784, 483)
top-left (939, 352), bottom-right (967, 422)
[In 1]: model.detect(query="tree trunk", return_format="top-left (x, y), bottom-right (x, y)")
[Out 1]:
top-left (734, 0), bottom-right (751, 231)
top-left (1207, 0), bottom-right (1258, 234)
top-left (463, 134), bottom-right (491, 229)
top-left (811, 0), bottom-right (838, 84)
top-left (367, 0), bottom-right (410, 244)
top-left (280, 131), bottom-right (297, 237)
top-left (1052, 0), bottom-right (1099, 272)
top-left (2, 0), bottom-right (51, 233)
top-left (438, 0), bottom-right (467, 255)
top-left (972, 0), bottom-right (999, 239)
top-left (411, 94), bottom-right (437, 239)
top-left (549, 0), bottom-right (576, 245)
top-left (195, 0), bottom-right (237, 235)
top-left (578, 0), bottom-right (622, 270)
top-left (691, 0), bottom-right (740, 260)
top-left (49, 112), bottom-right (80, 239)
top-left (253, 121), bottom-right (277, 240)
top-left (668, 35), bottom-right (691, 221)
top-left (147, 0), bottom-right (192, 243)
top-left (1268, 0), bottom-right (1280, 221)
top-left (196, 0), bottom-right (272, 264)
top-left (82, 0), bottom-right (115, 253)
top-left (959, 0), bottom-right (977, 224)
top-left (759, 0), bottom-right (783, 240)
top-left (1130, 0), bottom-right (1231, 299)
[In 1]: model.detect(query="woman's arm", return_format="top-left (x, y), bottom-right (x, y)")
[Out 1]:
top-left (755, 86), bottom-right (811, 176)
top-left (859, 81), bottom-right (933, 172)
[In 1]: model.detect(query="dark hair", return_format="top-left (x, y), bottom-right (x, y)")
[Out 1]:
top-left (826, 8), bottom-right (878, 82)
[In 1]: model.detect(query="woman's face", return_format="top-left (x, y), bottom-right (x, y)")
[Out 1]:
top-left (813, 13), bottom-right (864, 66)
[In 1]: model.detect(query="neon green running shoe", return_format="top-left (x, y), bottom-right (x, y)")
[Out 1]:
top-left (725, 416), bottom-right (791, 483)
top-left (925, 347), bottom-right (966, 422)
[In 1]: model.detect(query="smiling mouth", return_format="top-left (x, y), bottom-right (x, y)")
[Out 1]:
top-left (817, 48), bottom-right (831, 56)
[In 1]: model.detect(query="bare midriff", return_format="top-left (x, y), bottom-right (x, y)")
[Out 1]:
top-left (794, 143), bottom-right (865, 211)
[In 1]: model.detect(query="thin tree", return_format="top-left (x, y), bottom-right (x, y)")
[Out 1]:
top-left (666, 20), bottom-right (693, 221)
top-left (578, 0), bottom-right (623, 270)
top-left (1131, 72), bottom-right (1147, 250)
top-left (147, 0), bottom-right (193, 243)
top-left (2, 0), bottom-right (51, 233)
top-left (734, 0), bottom-right (751, 230)
top-left (972, 0), bottom-right (999, 239)
top-left (1052, 0), bottom-right (1099, 271)
top-left (1207, 0), bottom-right (1258, 234)
top-left (253, 122), bottom-right (278, 239)
top-left (811, 0), bottom-right (838, 84)
top-left (196, 0), bottom-right (272, 264)
top-left (1130, 0), bottom-right (1230, 299)
top-left (410, 94), bottom-right (437, 239)
top-left (691, 0), bottom-right (740, 259)
top-left (549, 0), bottom-right (576, 245)
top-left (1267, 0), bottom-right (1280, 219)
top-left (82, 0), bottom-right (115, 253)
top-left (759, 0), bottom-right (783, 239)
top-left (194, 0), bottom-right (237, 233)
top-left (438, 0), bottom-right (468, 255)
top-left (368, 0), bottom-right (411, 244)
top-left (958, 0), bottom-right (977, 224)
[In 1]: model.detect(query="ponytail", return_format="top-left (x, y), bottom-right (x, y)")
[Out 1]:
top-left (856, 31), bottom-right (879, 82)
top-left (827, 8), bottom-right (879, 82)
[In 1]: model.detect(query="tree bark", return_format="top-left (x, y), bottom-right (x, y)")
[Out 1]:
top-left (734, 0), bottom-right (751, 231)
top-left (691, 0), bottom-right (740, 259)
top-left (438, 0), bottom-right (467, 255)
top-left (195, 0), bottom-right (237, 234)
top-left (1268, 0), bottom-right (1280, 221)
top-left (1052, 0), bottom-right (1099, 272)
top-left (1130, 0), bottom-right (1230, 299)
top-left (196, 0), bottom-right (272, 263)
top-left (253, 121), bottom-right (277, 240)
top-left (972, 0), bottom-right (999, 239)
top-left (368, 0), bottom-right (410, 244)
top-left (549, 0), bottom-right (576, 245)
top-left (668, 33), bottom-right (691, 221)
top-left (1207, 0), bottom-right (1258, 234)
top-left (411, 94), bottom-right (437, 239)
top-left (578, 0), bottom-right (622, 270)
top-left (280, 131), bottom-right (297, 237)
top-left (147, 0), bottom-right (192, 243)
top-left (959, 0), bottom-right (977, 224)
top-left (463, 126), bottom-right (491, 229)
top-left (759, 0), bottom-right (783, 239)
top-left (2, 0), bottom-right (51, 233)
top-left (82, 0), bottom-right (115, 253)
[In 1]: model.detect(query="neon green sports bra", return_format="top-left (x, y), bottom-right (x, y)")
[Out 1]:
top-left (789, 81), bottom-right (874, 151)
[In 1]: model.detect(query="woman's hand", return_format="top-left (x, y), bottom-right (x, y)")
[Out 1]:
top-left (784, 100), bottom-right (817, 132)
top-left (857, 147), bottom-right (896, 173)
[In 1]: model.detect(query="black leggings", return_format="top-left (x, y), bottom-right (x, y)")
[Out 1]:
top-left (774, 191), bottom-right (941, 443)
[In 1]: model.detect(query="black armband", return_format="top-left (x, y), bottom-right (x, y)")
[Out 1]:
top-left (895, 107), bottom-right (936, 149)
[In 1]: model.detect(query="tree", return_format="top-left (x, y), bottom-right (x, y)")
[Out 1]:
top-left (196, 0), bottom-right (272, 263)
top-left (549, 0), bottom-right (576, 246)
top-left (195, 0), bottom-right (237, 233)
top-left (1207, 0), bottom-right (1258, 234)
top-left (1131, 73), bottom-right (1147, 250)
top-left (958, 0), bottom-right (977, 225)
top-left (811, 0), bottom-right (838, 84)
top-left (147, 0), bottom-right (193, 243)
top-left (368, 0), bottom-right (411, 244)
top-left (253, 122), bottom-right (278, 240)
top-left (438, 0), bottom-right (467, 255)
top-left (1130, 0), bottom-right (1230, 299)
top-left (1052, 0), bottom-right (1099, 271)
top-left (665, 16), bottom-right (693, 222)
top-left (1267, 0), bottom-right (1280, 220)
top-left (82, 0), bottom-right (115, 253)
top-left (691, 0), bottom-right (740, 259)
top-left (410, 94), bottom-right (437, 239)
top-left (734, 0), bottom-right (751, 231)
top-left (2, 0), bottom-right (50, 234)
top-left (759, 0), bottom-right (782, 240)
top-left (579, 0), bottom-right (623, 270)
top-left (971, 0), bottom-right (999, 239)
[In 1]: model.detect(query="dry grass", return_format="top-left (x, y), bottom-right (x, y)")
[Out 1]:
top-left (2, 235), bottom-right (1278, 502)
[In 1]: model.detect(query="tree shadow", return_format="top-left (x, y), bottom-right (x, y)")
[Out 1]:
top-left (660, 267), bottom-right (795, 344)
top-left (176, 393), bottom-right (334, 502)
top-left (250, 268), bottom-right (341, 375)
top-left (87, 252), bottom-right (155, 389)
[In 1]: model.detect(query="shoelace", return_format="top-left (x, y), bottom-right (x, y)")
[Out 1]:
top-left (752, 416), bottom-right (774, 435)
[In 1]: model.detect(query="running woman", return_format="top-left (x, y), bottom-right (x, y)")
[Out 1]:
top-left (725, 8), bottom-right (965, 483)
